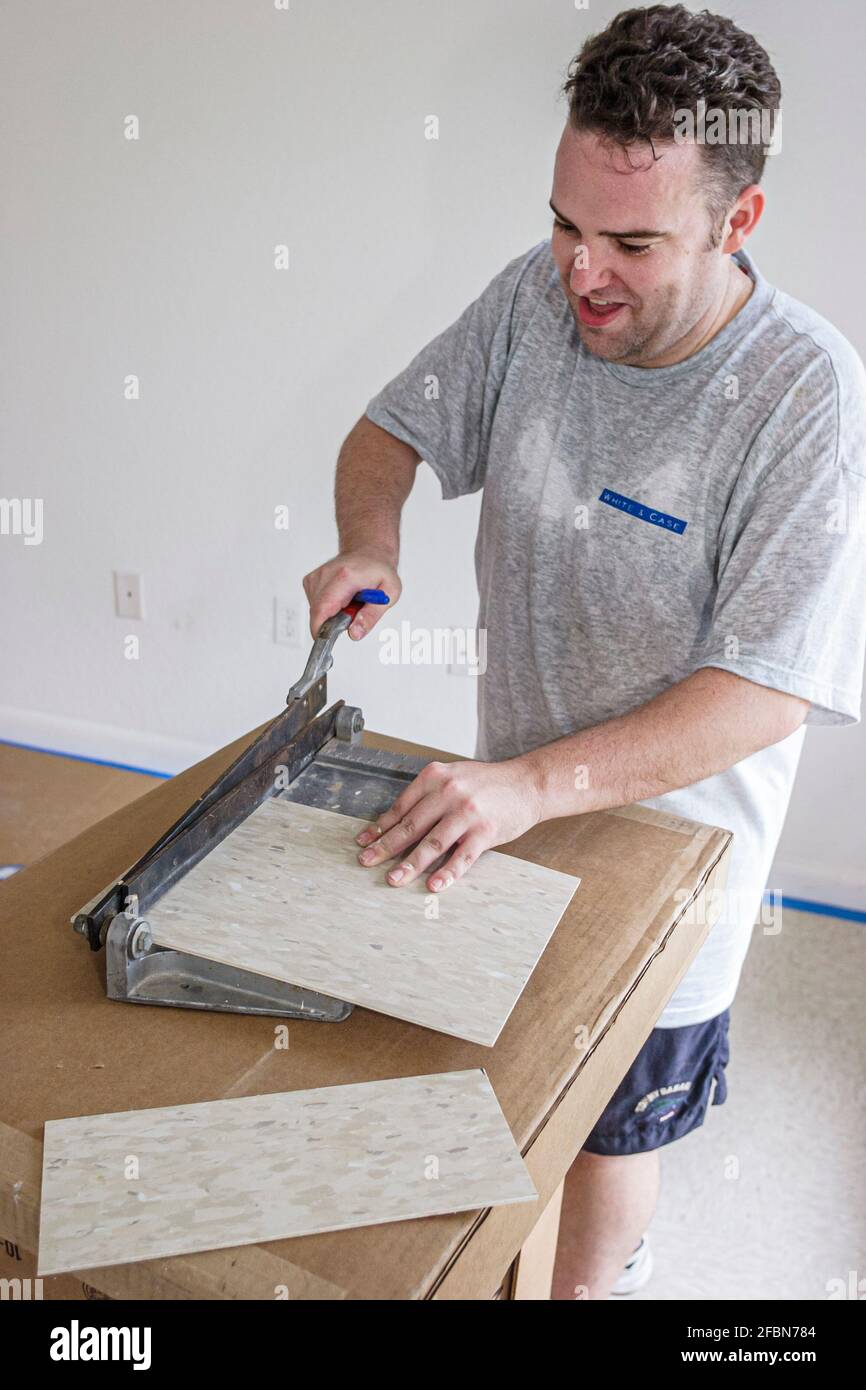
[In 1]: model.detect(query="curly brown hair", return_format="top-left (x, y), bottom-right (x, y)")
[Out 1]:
top-left (562, 5), bottom-right (781, 235)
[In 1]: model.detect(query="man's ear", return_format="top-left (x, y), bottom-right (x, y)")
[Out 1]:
top-left (721, 184), bottom-right (765, 255)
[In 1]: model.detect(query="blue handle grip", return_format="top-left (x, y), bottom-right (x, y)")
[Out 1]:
top-left (353, 589), bottom-right (390, 605)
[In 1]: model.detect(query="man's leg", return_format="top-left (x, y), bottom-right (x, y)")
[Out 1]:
top-left (551, 1010), bottom-right (731, 1300)
top-left (551, 1148), bottom-right (660, 1300)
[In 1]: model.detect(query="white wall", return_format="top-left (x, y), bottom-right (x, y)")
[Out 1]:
top-left (2, 1), bottom-right (864, 907)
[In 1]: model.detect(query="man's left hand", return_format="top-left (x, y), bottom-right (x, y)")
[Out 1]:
top-left (355, 757), bottom-right (544, 892)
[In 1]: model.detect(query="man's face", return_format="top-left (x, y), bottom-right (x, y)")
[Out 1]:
top-left (550, 126), bottom-right (728, 366)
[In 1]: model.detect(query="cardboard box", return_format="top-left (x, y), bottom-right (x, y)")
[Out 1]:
top-left (0, 1239), bottom-right (108, 1302)
top-left (0, 724), bottom-right (730, 1299)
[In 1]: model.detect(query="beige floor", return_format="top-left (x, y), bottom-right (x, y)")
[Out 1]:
top-left (2, 747), bottom-right (862, 1299)
top-left (627, 906), bottom-right (866, 1301)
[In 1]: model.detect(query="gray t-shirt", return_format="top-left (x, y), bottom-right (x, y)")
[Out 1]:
top-left (365, 241), bottom-right (866, 1027)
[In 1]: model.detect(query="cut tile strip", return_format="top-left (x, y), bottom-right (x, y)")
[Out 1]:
top-left (38, 1069), bottom-right (536, 1276)
top-left (144, 798), bottom-right (580, 1046)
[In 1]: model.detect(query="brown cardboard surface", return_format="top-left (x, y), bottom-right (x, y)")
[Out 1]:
top-left (0, 720), bottom-right (730, 1299)
top-left (0, 1238), bottom-right (104, 1302)
top-left (0, 742), bottom-right (161, 867)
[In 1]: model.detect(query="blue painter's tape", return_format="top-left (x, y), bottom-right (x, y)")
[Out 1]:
top-left (599, 488), bottom-right (687, 534)
top-left (0, 738), bottom-right (172, 779)
top-left (765, 892), bottom-right (866, 925)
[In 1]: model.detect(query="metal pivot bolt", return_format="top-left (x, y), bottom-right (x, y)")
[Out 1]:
top-left (129, 921), bottom-right (152, 958)
top-left (335, 706), bottom-right (364, 742)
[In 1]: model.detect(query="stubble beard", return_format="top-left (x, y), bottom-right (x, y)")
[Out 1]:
top-left (565, 276), bottom-right (713, 367)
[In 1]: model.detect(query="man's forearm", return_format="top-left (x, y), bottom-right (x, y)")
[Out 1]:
top-left (335, 416), bottom-right (419, 564)
top-left (518, 667), bottom-right (809, 821)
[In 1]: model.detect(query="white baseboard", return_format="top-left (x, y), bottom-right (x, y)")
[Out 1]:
top-left (768, 857), bottom-right (866, 917)
top-left (0, 704), bottom-right (213, 777)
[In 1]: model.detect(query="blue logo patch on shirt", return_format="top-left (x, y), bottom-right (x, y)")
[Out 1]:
top-left (599, 489), bottom-right (687, 534)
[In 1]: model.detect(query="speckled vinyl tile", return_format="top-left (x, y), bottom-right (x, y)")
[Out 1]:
top-left (145, 798), bottom-right (580, 1045)
top-left (37, 1069), bottom-right (536, 1276)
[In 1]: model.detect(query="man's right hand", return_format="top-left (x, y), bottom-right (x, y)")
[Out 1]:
top-left (302, 552), bottom-right (401, 641)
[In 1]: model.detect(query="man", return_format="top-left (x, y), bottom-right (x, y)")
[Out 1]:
top-left (303, 5), bottom-right (866, 1298)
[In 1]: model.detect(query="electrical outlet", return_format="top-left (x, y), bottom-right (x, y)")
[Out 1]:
top-left (273, 597), bottom-right (303, 647)
top-left (113, 571), bottom-right (144, 620)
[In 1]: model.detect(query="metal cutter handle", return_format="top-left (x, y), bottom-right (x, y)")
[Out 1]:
top-left (286, 589), bottom-right (389, 704)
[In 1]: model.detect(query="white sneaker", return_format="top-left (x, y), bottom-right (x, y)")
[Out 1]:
top-left (610, 1235), bottom-right (654, 1296)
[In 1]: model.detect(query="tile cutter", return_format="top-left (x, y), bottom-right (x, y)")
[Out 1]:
top-left (70, 590), bottom-right (432, 1022)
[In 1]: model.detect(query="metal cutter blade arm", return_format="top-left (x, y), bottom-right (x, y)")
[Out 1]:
top-left (286, 589), bottom-right (389, 704)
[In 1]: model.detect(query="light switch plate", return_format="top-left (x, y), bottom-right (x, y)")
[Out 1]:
top-left (273, 597), bottom-right (302, 647)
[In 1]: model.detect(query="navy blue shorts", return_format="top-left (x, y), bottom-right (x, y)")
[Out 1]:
top-left (583, 1011), bottom-right (731, 1155)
